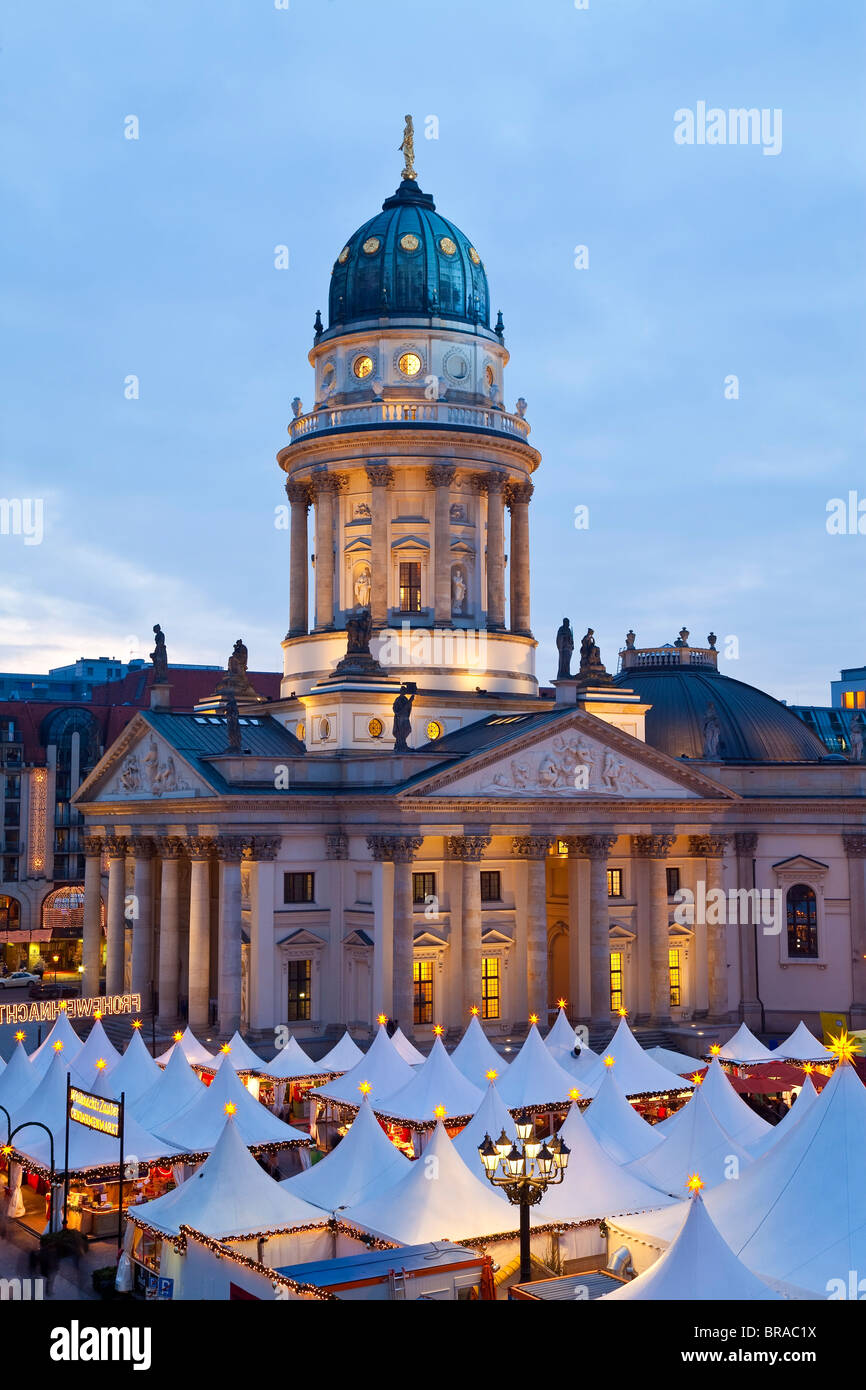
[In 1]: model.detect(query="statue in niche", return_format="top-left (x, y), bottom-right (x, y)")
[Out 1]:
top-left (555, 618), bottom-right (574, 678)
top-left (702, 702), bottom-right (722, 759)
top-left (150, 625), bottom-right (168, 683)
top-left (346, 606), bottom-right (373, 655)
top-left (354, 565), bottom-right (372, 608)
top-left (451, 567), bottom-right (467, 614)
top-left (392, 684), bottom-right (416, 752)
top-left (850, 711), bottom-right (865, 763)
top-left (225, 693), bottom-right (242, 753)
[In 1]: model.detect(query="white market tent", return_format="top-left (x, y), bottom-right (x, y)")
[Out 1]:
top-left (94, 1030), bottom-right (162, 1106)
top-left (316, 1031), bottom-right (365, 1076)
top-left (0, 1053), bottom-right (5, 1075)
top-left (698, 1058), bottom-right (772, 1147)
top-left (129, 1116), bottom-right (323, 1240)
top-left (772, 1020), bottom-right (834, 1064)
top-left (206, 1032), bottom-right (270, 1076)
top-left (310, 1024), bottom-right (416, 1110)
top-left (156, 1057), bottom-right (311, 1156)
top-left (28, 1013), bottom-right (83, 1077)
top-left (626, 1082), bottom-right (753, 1197)
top-left (450, 1015), bottom-right (507, 1085)
top-left (390, 1027), bottom-right (426, 1066)
top-left (344, 1120), bottom-right (520, 1245)
top-left (714, 1022), bottom-right (774, 1064)
top-left (134, 1045), bottom-right (208, 1131)
top-left (155, 1026), bottom-right (216, 1068)
top-left (69, 1019), bottom-right (122, 1083)
top-left (543, 1008), bottom-right (600, 1080)
top-left (529, 1102), bottom-right (675, 1227)
top-left (452, 1081), bottom-right (519, 1171)
top-left (282, 1097), bottom-right (410, 1210)
top-left (645, 1045), bottom-right (704, 1076)
top-left (603, 1189), bottom-right (782, 1301)
top-left (496, 1024), bottom-right (582, 1113)
top-left (0, 1041), bottom-right (38, 1113)
top-left (583, 1070), bottom-right (663, 1165)
top-left (265, 1036), bottom-right (323, 1082)
top-left (582, 1018), bottom-right (694, 1099)
top-left (747, 1075), bottom-right (819, 1159)
top-left (373, 1036), bottom-right (483, 1127)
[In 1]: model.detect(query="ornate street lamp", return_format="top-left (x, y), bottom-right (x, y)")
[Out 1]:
top-left (478, 1116), bottom-right (570, 1284)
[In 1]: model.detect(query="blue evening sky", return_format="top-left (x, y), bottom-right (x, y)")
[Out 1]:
top-left (1, 0), bottom-right (863, 704)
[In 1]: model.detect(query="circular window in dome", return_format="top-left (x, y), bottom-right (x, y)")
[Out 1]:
top-left (368, 717), bottom-right (384, 738)
top-left (398, 351), bottom-right (423, 378)
top-left (353, 355), bottom-right (374, 379)
top-left (295, 722), bottom-right (306, 742)
top-left (468, 246), bottom-right (481, 265)
top-left (426, 720), bottom-right (443, 741)
top-left (485, 365), bottom-right (495, 388)
top-left (321, 362), bottom-right (337, 394)
top-left (337, 246), bottom-right (350, 264)
top-left (438, 236), bottom-right (457, 257)
top-left (362, 236), bottom-right (381, 255)
top-left (400, 233), bottom-right (420, 252)
top-left (443, 350), bottom-right (469, 383)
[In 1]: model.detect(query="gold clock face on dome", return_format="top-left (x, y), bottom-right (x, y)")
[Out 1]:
top-left (468, 246), bottom-right (481, 265)
top-left (338, 246), bottom-right (350, 264)
top-left (438, 236), bottom-right (457, 256)
top-left (362, 236), bottom-right (381, 255)
top-left (400, 233), bottom-right (420, 252)
top-left (368, 717), bottom-right (384, 738)
top-left (426, 720), bottom-right (442, 741)
top-left (353, 355), bottom-right (374, 379)
top-left (398, 351), bottom-right (422, 377)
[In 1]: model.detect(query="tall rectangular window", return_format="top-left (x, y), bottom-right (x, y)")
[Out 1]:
top-left (283, 872), bottom-right (314, 904)
top-left (412, 871), bottom-right (436, 905)
top-left (482, 956), bottom-right (500, 1020)
top-left (480, 871), bottom-right (501, 902)
top-left (287, 959), bottom-right (311, 1021)
top-left (666, 867), bottom-right (680, 897)
top-left (607, 868), bottom-right (623, 898)
top-left (609, 951), bottom-right (623, 1012)
top-left (669, 947), bottom-right (681, 1007)
top-left (399, 562), bottom-right (422, 613)
top-left (413, 959), bottom-right (434, 1025)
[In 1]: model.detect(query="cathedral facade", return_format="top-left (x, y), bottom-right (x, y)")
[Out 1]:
top-left (75, 138), bottom-right (866, 1044)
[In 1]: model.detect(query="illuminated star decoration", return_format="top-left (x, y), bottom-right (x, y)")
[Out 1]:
top-left (803, 1062), bottom-right (814, 1075)
top-left (221, 1043), bottom-right (232, 1054)
top-left (96, 1059), bottom-right (107, 1071)
top-left (53, 1041), bottom-right (63, 1052)
top-left (358, 1080), bottom-right (372, 1096)
top-left (486, 1069), bottom-right (498, 1082)
top-left (568, 1087), bottom-right (581, 1102)
top-left (1, 1146), bottom-right (11, 1157)
top-left (691, 1072), bottom-right (704, 1085)
top-left (433, 1024), bottom-right (444, 1036)
top-left (434, 1104), bottom-right (446, 1119)
top-left (58, 1002), bottom-right (67, 1012)
top-left (14, 1030), bottom-right (25, 1043)
top-left (377, 1014), bottom-right (388, 1026)
top-left (131, 1019), bottom-right (142, 1030)
top-left (224, 1102), bottom-right (237, 1117)
top-left (709, 1043), bottom-right (722, 1056)
top-left (173, 1031), bottom-right (183, 1043)
top-left (827, 1030), bottom-right (862, 1065)
top-left (556, 998), bottom-right (567, 1010)
top-left (528, 1013), bottom-right (539, 1026)
top-left (603, 1054), bottom-right (615, 1068)
top-left (617, 1007), bottom-right (628, 1018)
top-left (687, 1172), bottom-right (704, 1194)
top-left (470, 1005), bottom-right (480, 1016)
top-left (94, 1009), bottom-right (103, 1021)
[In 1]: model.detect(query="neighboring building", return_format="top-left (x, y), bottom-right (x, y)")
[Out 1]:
top-left (73, 136), bottom-right (866, 1043)
top-left (790, 661), bottom-right (866, 756)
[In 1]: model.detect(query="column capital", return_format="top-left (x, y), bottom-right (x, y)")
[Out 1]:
top-left (511, 834), bottom-right (551, 860)
top-left (734, 832), bottom-right (759, 854)
top-left (187, 835), bottom-right (217, 861)
top-left (472, 469), bottom-right (507, 494)
top-left (447, 833), bottom-right (491, 862)
top-left (83, 835), bottom-right (104, 858)
top-left (568, 834), bottom-right (617, 860)
top-left (425, 463), bottom-right (456, 489)
top-left (247, 834), bottom-right (281, 862)
top-left (505, 479), bottom-right (534, 507)
top-left (153, 835), bottom-right (186, 860)
top-left (214, 834), bottom-right (247, 862)
top-left (104, 835), bottom-right (129, 858)
top-left (365, 461), bottom-right (395, 488)
top-left (366, 833), bottom-right (423, 863)
top-left (689, 833), bottom-right (730, 858)
top-left (285, 480), bottom-right (311, 508)
top-left (843, 833), bottom-right (866, 859)
top-left (129, 835), bottom-right (156, 859)
top-left (310, 468), bottom-right (348, 495)
top-left (325, 832), bottom-right (349, 860)
top-left (632, 833), bottom-right (676, 859)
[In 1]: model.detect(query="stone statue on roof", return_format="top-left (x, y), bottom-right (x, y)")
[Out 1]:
top-left (850, 711), bottom-right (865, 763)
top-left (224, 693), bottom-right (242, 753)
top-left (555, 618), bottom-right (574, 679)
top-left (392, 685), bottom-right (416, 753)
top-left (150, 625), bottom-right (168, 683)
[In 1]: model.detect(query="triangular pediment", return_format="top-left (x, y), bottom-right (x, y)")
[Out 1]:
top-left (74, 714), bottom-right (216, 805)
top-left (276, 928), bottom-right (327, 949)
top-left (406, 709), bottom-right (736, 802)
top-left (772, 855), bottom-right (829, 874)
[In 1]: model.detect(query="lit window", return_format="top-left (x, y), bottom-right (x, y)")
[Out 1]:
top-left (287, 959), bottom-right (311, 1022)
top-left (609, 951), bottom-right (623, 1012)
top-left (413, 960), bottom-right (434, 1025)
top-left (669, 947), bottom-right (681, 1008)
top-left (399, 562), bottom-right (422, 612)
top-left (607, 869), bottom-right (623, 898)
top-left (482, 957), bottom-right (500, 1020)
top-left (786, 883), bottom-right (818, 958)
top-left (284, 872), bottom-right (314, 904)
top-left (398, 351), bottom-right (422, 377)
top-left (353, 354), bottom-right (374, 379)
top-left (842, 690), bottom-right (866, 709)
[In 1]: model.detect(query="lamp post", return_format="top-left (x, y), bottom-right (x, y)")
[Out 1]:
top-left (478, 1117), bottom-right (570, 1285)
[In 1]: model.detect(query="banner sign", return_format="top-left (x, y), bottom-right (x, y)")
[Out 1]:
top-left (0, 992), bottom-right (141, 1027)
top-left (68, 1086), bottom-right (122, 1138)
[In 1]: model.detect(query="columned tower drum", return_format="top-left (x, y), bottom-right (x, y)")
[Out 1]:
top-left (277, 162), bottom-right (541, 698)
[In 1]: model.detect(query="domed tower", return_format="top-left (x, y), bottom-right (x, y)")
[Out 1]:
top-left (277, 120), bottom-right (540, 714)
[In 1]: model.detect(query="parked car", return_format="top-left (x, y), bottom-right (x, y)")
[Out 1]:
top-left (0, 970), bottom-right (41, 989)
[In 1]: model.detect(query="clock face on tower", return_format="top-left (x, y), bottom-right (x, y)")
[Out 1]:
top-left (398, 351), bottom-right (422, 378)
top-left (353, 354), bottom-right (374, 379)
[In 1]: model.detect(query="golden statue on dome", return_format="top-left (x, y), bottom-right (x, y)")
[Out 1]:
top-left (398, 114), bottom-right (416, 181)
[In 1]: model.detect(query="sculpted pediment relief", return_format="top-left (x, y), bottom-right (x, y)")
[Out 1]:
top-left (81, 725), bottom-right (213, 803)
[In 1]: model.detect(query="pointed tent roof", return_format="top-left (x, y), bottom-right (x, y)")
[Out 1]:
top-left (496, 1024), bottom-right (583, 1113)
top-left (208, 1033), bottom-right (270, 1076)
top-left (747, 1075), bottom-right (819, 1158)
top-left (604, 1190), bottom-right (781, 1301)
top-left (134, 1044), bottom-right (207, 1131)
top-left (263, 1036), bottom-right (321, 1082)
top-left (584, 1069), bottom-right (664, 1165)
top-left (544, 1009), bottom-right (599, 1079)
top-left (29, 1012), bottom-right (83, 1076)
top-left (0, 1053), bottom-right (5, 1074)
top-left (344, 1120), bottom-right (520, 1245)
top-left (155, 1026), bottom-right (216, 1068)
top-left (715, 1022), bottom-right (774, 1064)
top-left (373, 1036), bottom-right (483, 1127)
top-left (582, 1018), bottom-right (694, 1099)
top-left (452, 1081), bottom-right (519, 1171)
top-left (0, 1041), bottom-right (38, 1112)
top-left (282, 1097), bottom-right (410, 1210)
top-left (645, 1045), bottom-right (705, 1076)
top-left (155, 1056), bottom-right (310, 1154)
top-left (129, 1116), bottom-right (324, 1239)
top-left (316, 1031), bottom-right (365, 1076)
top-left (390, 1027), bottom-right (426, 1066)
top-left (528, 1102), bottom-right (675, 1226)
top-left (69, 1019), bottom-right (121, 1083)
top-left (96, 1029), bottom-right (162, 1105)
top-left (544, 1007), bottom-right (581, 1056)
top-left (450, 1015), bottom-right (507, 1085)
top-left (310, 1025), bottom-right (416, 1109)
top-left (625, 1082), bottom-right (754, 1198)
top-left (773, 1020), bottom-right (834, 1064)
top-left (699, 1058), bottom-right (772, 1147)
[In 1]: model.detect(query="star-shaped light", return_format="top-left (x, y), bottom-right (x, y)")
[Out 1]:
top-left (568, 1087), bottom-right (581, 1101)
top-left (377, 1013), bottom-right (388, 1026)
top-left (603, 1054), bottom-right (615, 1068)
top-left (53, 1041), bottom-right (63, 1052)
top-left (827, 1030), bottom-right (862, 1065)
top-left (687, 1172), bottom-right (704, 1193)
top-left (470, 1005), bottom-right (480, 1016)
top-left (58, 1001), bottom-right (67, 1012)
top-left (528, 1013), bottom-right (539, 1026)
top-left (556, 998), bottom-right (567, 1010)
top-left (1, 1145), bottom-right (11, 1157)
top-left (358, 1080), bottom-right (372, 1096)
top-left (173, 1031), bottom-right (183, 1043)
top-left (433, 1024), bottom-right (444, 1036)
top-left (617, 1007), bottom-right (628, 1018)
top-left (96, 1059), bottom-right (107, 1071)
top-left (803, 1062), bottom-right (814, 1074)
top-left (132, 1019), bottom-right (142, 1030)
top-left (433, 1105), bottom-right (447, 1119)
top-left (14, 1030), bottom-right (25, 1042)
top-left (709, 1043), bottom-right (721, 1056)
top-left (224, 1102), bottom-right (237, 1117)
top-left (94, 1010), bottom-right (103, 1021)
top-left (221, 1043), bottom-right (232, 1054)
top-left (486, 1069), bottom-right (498, 1082)
top-left (691, 1072), bottom-right (704, 1085)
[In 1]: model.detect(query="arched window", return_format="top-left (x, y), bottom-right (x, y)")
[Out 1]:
top-left (0, 895), bottom-right (21, 932)
top-left (786, 884), bottom-right (818, 958)
top-left (42, 885), bottom-right (104, 936)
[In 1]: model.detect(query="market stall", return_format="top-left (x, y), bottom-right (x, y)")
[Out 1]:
top-left (372, 1034), bottom-right (484, 1153)
top-left (155, 1026), bottom-right (216, 1070)
top-left (134, 1043), bottom-right (208, 1132)
top-left (711, 1022), bottom-right (774, 1065)
top-left (772, 1019), bottom-right (834, 1065)
top-left (69, 1017), bottom-right (121, 1082)
top-left (310, 1023), bottom-right (416, 1148)
top-left (581, 1018), bottom-right (695, 1105)
top-left (625, 1081), bottom-right (753, 1197)
top-left (282, 1095), bottom-right (410, 1210)
top-left (496, 1021), bottom-right (584, 1123)
top-left (583, 1068), bottom-right (664, 1165)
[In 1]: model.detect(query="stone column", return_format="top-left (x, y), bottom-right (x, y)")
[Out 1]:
top-left (248, 835), bottom-right (280, 1032)
top-left (286, 481), bottom-right (310, 636)
top-left (689, 834), bottom-right (731, 1019)
top-left (564, 842), bottom-right (586, 1016)
top-left (187, 837), bottom-right (214, 1032)
top-left (367, 834), bottom-right (422, 1034)
top-left (483, 471), bottom-right (507, 629)
top-left (448, 833), bottom-right (492, 1018)
top-left (366, 462), bottom-right (394, 628)
top-left (129, 836), bottom-right (155, 1001)
top-left (104, 836), bottom-right (129, 997)
top-left (426, 464), bottom-right (456, 626)
top-left (216, 836), bottom-right (246, 1037)
top-left (506, 480), bottom-right (533, 635)
top-left (633, 834), bottom-right (676, 1023)
top-left (571, 835), bottom-right (617, 1026)
top-left (155, 836), bottom-right (185, 1025)
top-left (81, 836), bottom-right (103, 997)
top-left (312, 472), bottom-right (337, 630)
top-left (512, 835), bottom-right (551, 1020)
top-left (734, 832), bottom-right (761, 1023)
top-left (844, 834), bottom-right (866, 1024)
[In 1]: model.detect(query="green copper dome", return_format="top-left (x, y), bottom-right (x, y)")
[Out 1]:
top-left (328, 180), bottom-right (490, 333)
